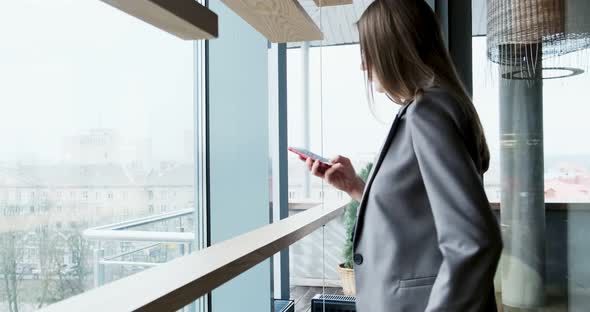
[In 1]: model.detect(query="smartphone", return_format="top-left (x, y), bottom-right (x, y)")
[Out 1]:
top-left (288, 147), bottom-right (333, 169)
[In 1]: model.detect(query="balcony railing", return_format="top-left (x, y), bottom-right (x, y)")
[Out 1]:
top-left (38, 200), bottom-right (349, 312)
top-left (36, 201), bottom-right (589, 311)
top-left (84, 208), bottom-right (195, 243)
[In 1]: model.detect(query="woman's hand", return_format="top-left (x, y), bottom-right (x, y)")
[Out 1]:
top-left (305, 155), bottom-right (366, 202)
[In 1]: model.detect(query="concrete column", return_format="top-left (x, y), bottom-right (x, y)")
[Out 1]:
top-left (208, 1), bottom-right (272, 310)
top-left (499, 45), bottom-right (546, 308)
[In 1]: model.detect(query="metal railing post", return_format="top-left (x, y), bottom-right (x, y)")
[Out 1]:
top-left (94, 248), bottom-right (105, 288)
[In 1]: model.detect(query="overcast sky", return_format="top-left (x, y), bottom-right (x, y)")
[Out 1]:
top-left (287, 39), bottom-right (590, 165)
top-left (0, 0), bottom-right (194, 164)
top-left (1, 0), bottom-right (589, 168)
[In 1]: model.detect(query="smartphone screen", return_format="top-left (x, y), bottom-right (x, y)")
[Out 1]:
top-left (288, 147), bottom-right (332, 166)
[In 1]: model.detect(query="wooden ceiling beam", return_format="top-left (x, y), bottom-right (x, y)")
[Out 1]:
top-left (100, 0), bottom-right (218, 40)
top-left (313, 0), bottom-right (354, 7)
top-left (220, 0), bottom-right (323, 42)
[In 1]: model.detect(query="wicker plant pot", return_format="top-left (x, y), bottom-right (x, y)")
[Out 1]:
top-left (337, 263), bottom-right (356, 296)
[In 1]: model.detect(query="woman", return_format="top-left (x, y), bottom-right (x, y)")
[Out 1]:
top-left (303, 1), bottom-right (503, 311)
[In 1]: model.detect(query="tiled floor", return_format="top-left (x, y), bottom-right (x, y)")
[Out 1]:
top-left (290, 286), bottom-right (345, 312)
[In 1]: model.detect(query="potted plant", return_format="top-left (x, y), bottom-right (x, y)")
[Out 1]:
top-left (338, 162), bottom-right (373, 296)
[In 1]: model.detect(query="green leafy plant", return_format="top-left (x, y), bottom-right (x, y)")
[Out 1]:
top-left (342, 162), bottom-right (373, 269)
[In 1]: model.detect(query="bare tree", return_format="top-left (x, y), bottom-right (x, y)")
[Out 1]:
top-left (0, 231), bottom-right (24, 312)
top-left (35, 225), bottom-right (61, 309)
top-left (63, 227), bottom-right (90, 294)
top-left (35, 223), bottom-right (91, 309)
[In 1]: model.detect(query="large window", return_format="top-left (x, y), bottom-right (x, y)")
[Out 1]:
top-left (285, 41), bottom-right (399, 301)
top-left (473, 36), bottom-right (590, 203)
top-left (287, 44), bottom-right (396, 203)
top-left (284, 34), bottom-right (590, 310)
top-left (473, 35), bottom-right (590, 310)
top-left (0, 1), bottom-right (195, 310)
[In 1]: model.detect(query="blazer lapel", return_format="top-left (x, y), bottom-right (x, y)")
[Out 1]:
top-left (352, 102), bottom-right (412, 247)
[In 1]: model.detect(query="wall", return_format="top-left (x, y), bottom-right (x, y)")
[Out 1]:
top-left (208, 1), bottom-right (271, 311)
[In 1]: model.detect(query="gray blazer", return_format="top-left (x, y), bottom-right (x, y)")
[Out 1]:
top-left (351, 87), bottom-right (503, 312)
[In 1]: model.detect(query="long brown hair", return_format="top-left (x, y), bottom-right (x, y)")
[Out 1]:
top-left (357, 0), bottom-right (490, 172)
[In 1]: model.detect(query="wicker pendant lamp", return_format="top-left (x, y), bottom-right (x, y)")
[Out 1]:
top-left (487, 0), bottom-right (590, 78)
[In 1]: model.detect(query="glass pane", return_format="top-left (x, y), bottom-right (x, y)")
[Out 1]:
top-left (0, 1), bottom-right (195, 310)
top-left (285, 2), bottom-right (590, 312)
top-left (288, 5), bottom-right (590, 311)
top-left (474, 32), bottom-right (590, 310)
top-left (285, 4), bottom-right (331, 310)
top-left (286, 1), bottom-right (384, 310)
